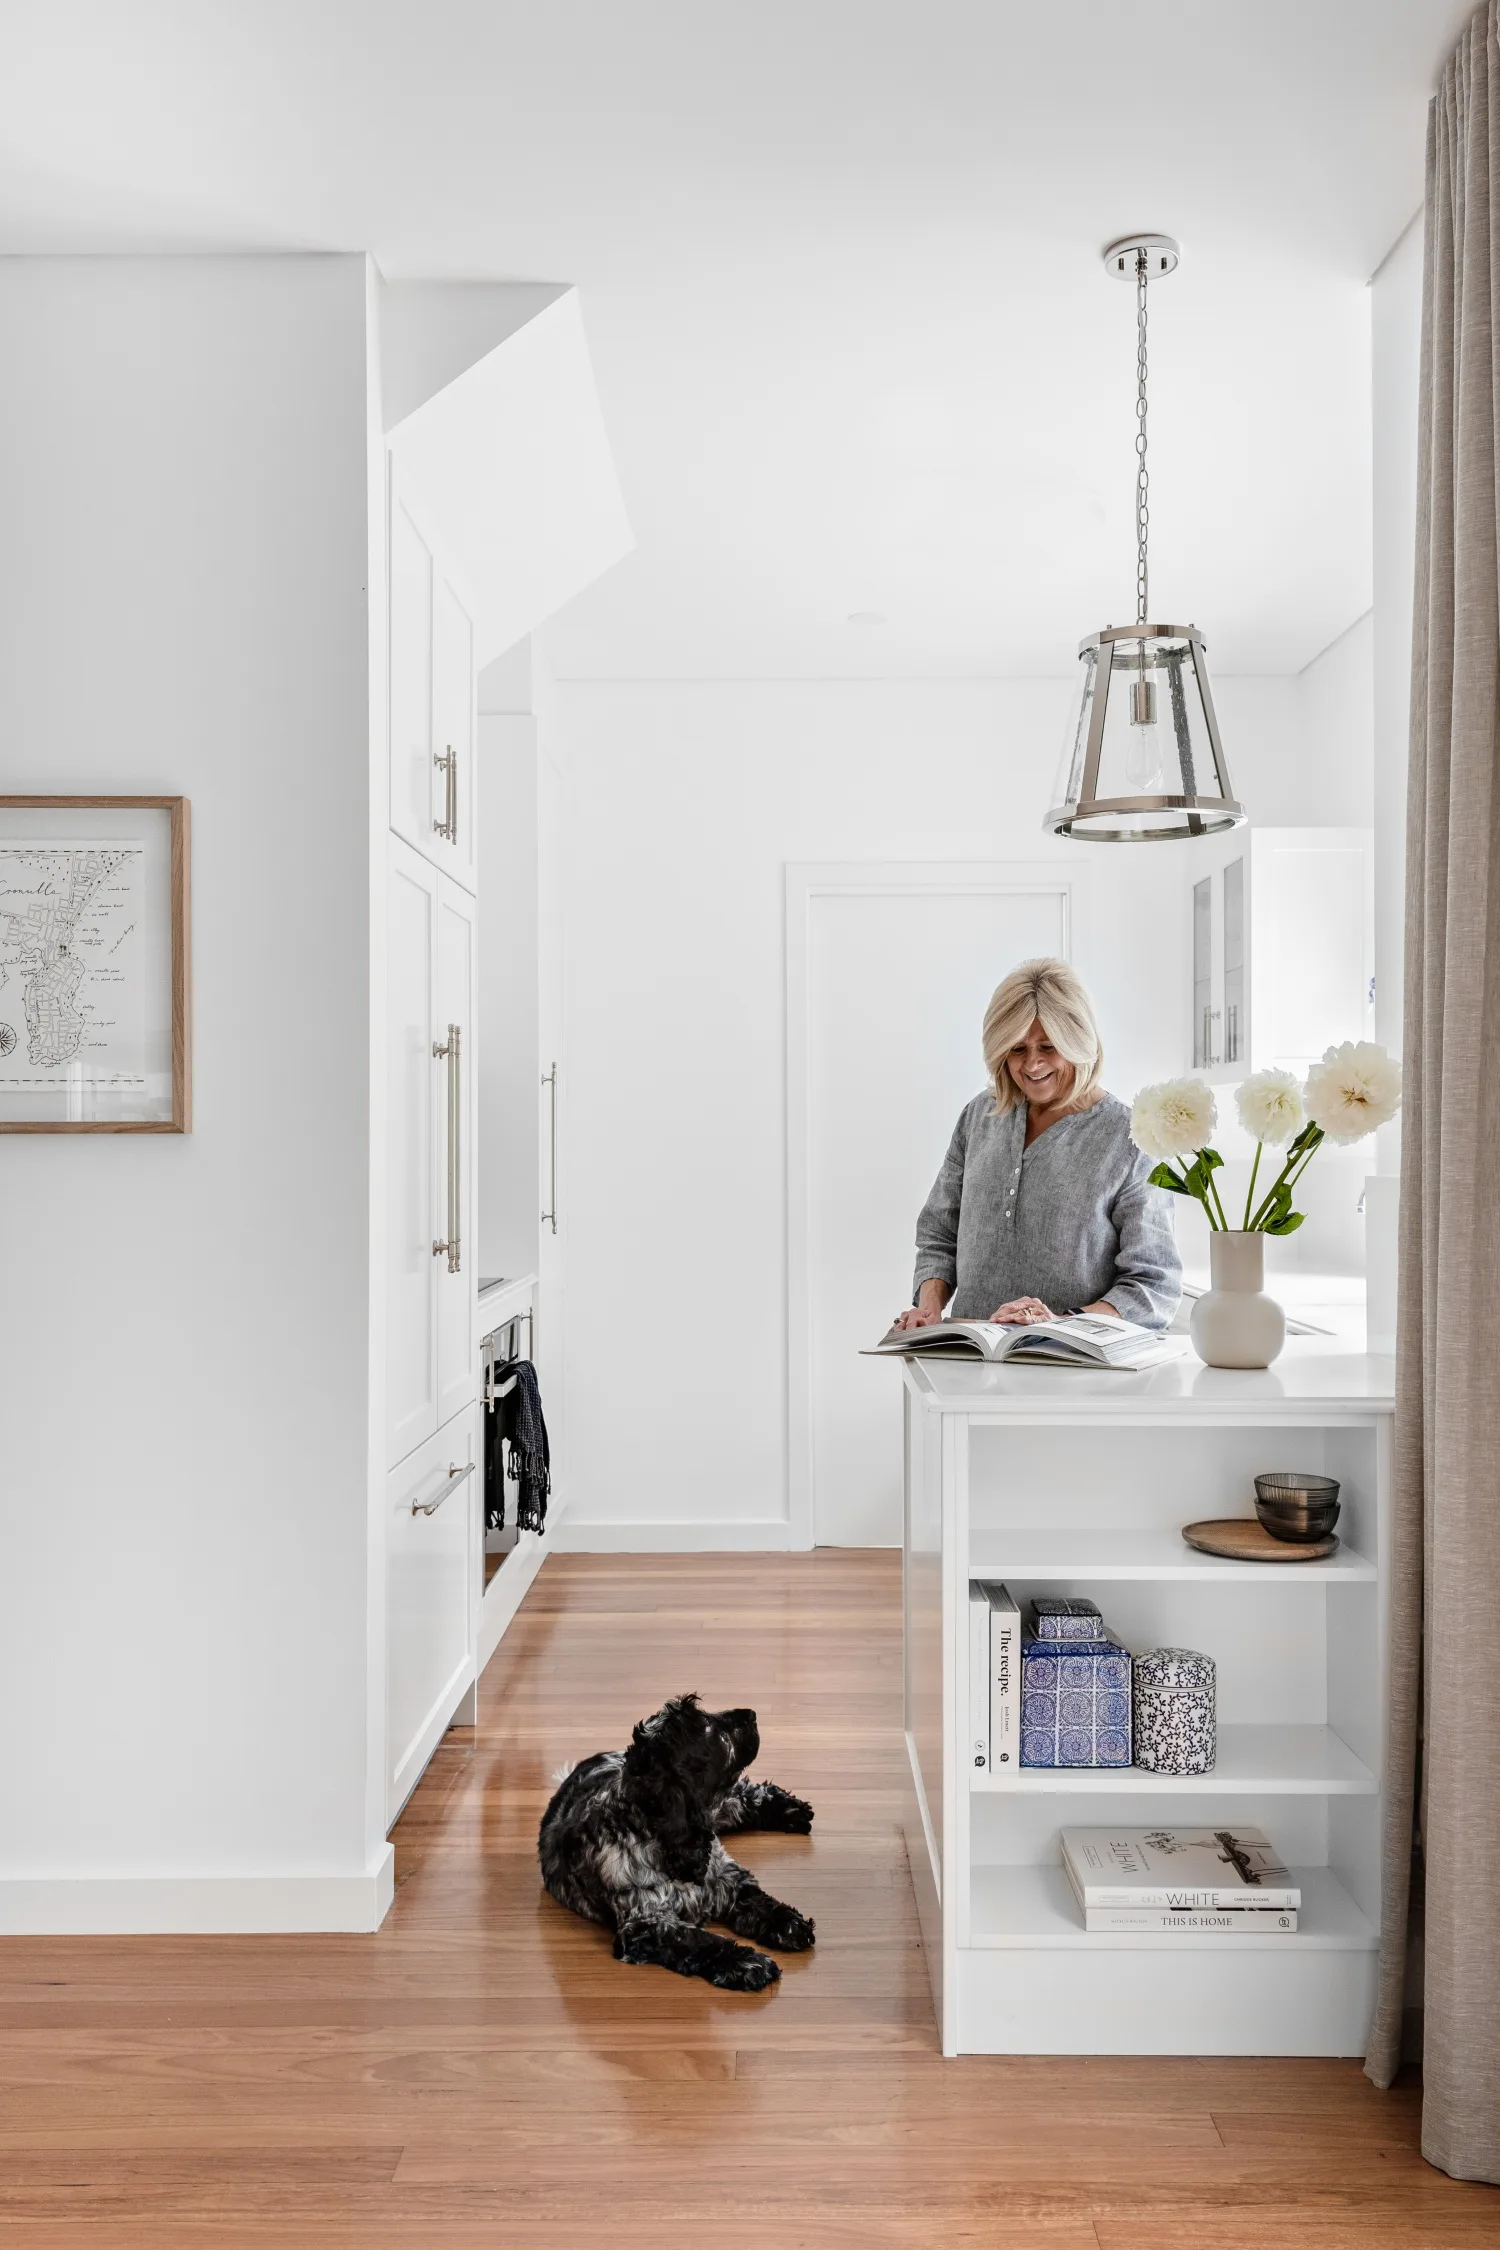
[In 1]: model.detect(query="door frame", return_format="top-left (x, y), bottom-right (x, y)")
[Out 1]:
top-left (784, 862), bottom-right (1080, 1550)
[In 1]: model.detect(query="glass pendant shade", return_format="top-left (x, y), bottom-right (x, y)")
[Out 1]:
top-left (1044, 623), bottom-right (1244, 842)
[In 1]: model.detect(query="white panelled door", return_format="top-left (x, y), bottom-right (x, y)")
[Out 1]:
top-left (788, 866), bottom-right (1073, 1548)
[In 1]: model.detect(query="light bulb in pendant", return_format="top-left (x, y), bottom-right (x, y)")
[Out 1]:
top-left (1126, 672), bottom-right (1165, 792)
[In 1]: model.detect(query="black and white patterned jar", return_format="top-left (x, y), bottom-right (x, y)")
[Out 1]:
top-left (1133, 1646), bottom-right (1216, 1775)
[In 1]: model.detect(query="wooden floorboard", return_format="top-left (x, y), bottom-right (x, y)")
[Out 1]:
top-left (0, 1549), bottom-right (1492, 2246)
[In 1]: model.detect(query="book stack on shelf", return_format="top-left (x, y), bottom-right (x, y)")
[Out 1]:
top-left (1062, 1826), bottom-right (1301, 1934)
top-left (970, 1589), bottom-right (1136, 1771)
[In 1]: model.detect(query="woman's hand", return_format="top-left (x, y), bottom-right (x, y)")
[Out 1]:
top-left (989, 1297), bottom-right (1055, 1325)
top-left (893, 1280), bottom-right (951, 1330)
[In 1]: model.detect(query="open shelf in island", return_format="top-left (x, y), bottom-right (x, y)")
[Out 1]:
top-left (966, 1526), bottom-right (1377, 1582)
top-left (967, 1863), bottom-right (1376, 1952)
top-left (900, 1342), bottom-right (1393, 2055)
top-left (974, 1721), bottom-right (1377, 1796)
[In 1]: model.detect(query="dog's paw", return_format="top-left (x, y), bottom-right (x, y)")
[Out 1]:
top-left (770, 1794), bottom-right (814, 1834)
top-left (711, 1947), bottom-right (781, 1992)
top-left (761, 1904), bottom-right (816, 1952)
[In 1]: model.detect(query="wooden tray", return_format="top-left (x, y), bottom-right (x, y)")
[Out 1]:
top-left (1182, 1517), bottom-right (1339, 1563)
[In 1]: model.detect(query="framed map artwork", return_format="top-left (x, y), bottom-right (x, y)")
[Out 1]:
top-left (0, 796), bottom-right (191, 1133)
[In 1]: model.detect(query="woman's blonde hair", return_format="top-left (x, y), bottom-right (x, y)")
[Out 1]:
top-left (982, 957), bottom-right (1103, 1114)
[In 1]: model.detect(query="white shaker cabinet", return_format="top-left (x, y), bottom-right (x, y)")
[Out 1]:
top-left (1187, 827), bottom-right (1373, 1083)
top-left (385, 836), bottom-right (476, 1468)
top-left (432, 568), bottom-right (477, 889)
top-left (386, 1401), bottom-right (478, 1825)
top-left (388, 470), bottom-right (477, 893)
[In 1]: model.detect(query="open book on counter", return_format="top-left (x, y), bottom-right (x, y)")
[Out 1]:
top-left (867, 1311), bottom-right (1182, 1371)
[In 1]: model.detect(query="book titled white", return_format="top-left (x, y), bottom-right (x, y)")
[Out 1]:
top-left (973, 1579), bottom-right (1020, 1769)
top-left (1063, 1857), bottom-right (1298, 1932)
top-left (1061, 1826), bottom-right (1301, 1912)
top-left (867, 1312), bottom-right (1181, 1372)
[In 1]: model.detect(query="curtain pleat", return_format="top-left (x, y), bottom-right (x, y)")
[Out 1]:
top-left (1365, 0), bottom-right (1500, 2185)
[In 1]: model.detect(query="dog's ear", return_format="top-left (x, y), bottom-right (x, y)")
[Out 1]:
top-left (623, 1696), bottom-right (715, 1882)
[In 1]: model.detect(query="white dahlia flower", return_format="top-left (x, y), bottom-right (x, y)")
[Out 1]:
top-left (1303, 1041), bottom-right (1403, 1144)
top-left (1130, 1077), bottom-right (1218, 1161)
top-left (1235, 1068), bottom-right (1305, 1147)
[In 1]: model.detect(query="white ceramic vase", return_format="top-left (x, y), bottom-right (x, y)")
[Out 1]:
top-left (1189, 1230), bottom-right (1286, 1370)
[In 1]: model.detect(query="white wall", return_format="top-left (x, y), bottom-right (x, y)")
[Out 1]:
top-left (544, 667), bottom-right (1369, 1547)
top-left (0, 258), bottom-right (382, 1927)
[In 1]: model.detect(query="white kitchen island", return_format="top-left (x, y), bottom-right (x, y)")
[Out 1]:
top-left (900, 1340), bottom-right (1394, 2057)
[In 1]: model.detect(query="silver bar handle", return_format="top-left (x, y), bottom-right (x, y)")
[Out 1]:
top-left (411, 1457), bottom-right (475, 1516)
top-left (433, 746), bottom-right (457, 844)
top-left (541, 1063), bottom-right (558, 1235)
top-left (432, 1023), bottom-right (461, 1273)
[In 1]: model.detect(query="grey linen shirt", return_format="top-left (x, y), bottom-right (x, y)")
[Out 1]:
top-left (913, 1090), bottom-right (1182, 1330)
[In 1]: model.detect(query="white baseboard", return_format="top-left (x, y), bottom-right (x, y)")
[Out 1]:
top-left (550, 1518), bottom-right (793, 1553)
top-left (0, 1845), bottom-right (395, 1935)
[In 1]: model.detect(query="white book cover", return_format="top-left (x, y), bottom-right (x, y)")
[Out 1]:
top-left (967, 1582), bottom-right (990, 1769)
top-left (974, 1579), bottom-right (1020, 1769)
top-left (1063, 1856), bottom-right (1298, 1932)
top-left (1061, 1826), bottom-right (1301, 1910)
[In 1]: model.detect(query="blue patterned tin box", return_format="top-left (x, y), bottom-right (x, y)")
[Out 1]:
top-left (1020, 1629), bottom-right (1132, 1767)
top-left (1031, 1597), bottom-right (1105, 1642)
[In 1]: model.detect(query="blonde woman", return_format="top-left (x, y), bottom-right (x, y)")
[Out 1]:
top-left (894, 959), bottom-right (1181, 1332)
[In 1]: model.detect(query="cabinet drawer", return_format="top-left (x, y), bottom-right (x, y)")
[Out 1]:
top-left (387, 1404), bottom-right (477, 1825)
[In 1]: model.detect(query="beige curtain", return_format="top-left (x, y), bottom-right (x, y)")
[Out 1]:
top-left (1364, 1), bottom-right (1500, 2184)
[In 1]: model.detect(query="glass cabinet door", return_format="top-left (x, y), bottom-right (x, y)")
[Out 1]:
top-left (1192, 876), bottom-right (1213, 1068)
top-left (1222, 856), bottom-right (1245, 1066)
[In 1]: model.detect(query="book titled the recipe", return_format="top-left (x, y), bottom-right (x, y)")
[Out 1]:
top-left (967, 1580), bottom-right (1021, 1770)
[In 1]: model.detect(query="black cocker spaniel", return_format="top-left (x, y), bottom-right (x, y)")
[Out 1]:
top-left (538, 1694), bottom-right (815, 1990)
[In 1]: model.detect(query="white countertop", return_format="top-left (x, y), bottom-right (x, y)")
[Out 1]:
top-left (902, 1332), bottom-right (1394, 1419)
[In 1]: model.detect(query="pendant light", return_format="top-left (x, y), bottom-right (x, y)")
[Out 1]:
top-left (1045, 235), bottom-right (1245, 842)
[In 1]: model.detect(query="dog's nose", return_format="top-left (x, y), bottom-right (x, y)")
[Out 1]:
top-left (723, 1707), bottom-right (760, 1760)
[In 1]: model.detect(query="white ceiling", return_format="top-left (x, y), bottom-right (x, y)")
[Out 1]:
top-left (0, 0), bottom-right (1470, 677)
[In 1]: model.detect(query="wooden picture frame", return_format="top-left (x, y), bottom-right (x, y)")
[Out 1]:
top-left (0, 796), bottom-right (191, 1133)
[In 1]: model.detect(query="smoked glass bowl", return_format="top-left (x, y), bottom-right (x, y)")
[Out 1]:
top-left (1254, 1472), bottom-right (1341, 1544)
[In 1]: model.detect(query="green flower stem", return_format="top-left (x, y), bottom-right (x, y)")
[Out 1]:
top-left (1202, 1159), bottom-right (1230, 1233)
top-left (1242, 1143), bottom-right (1263, 1232)
top-left (1248, 1140), bottom-right (1321, 1232)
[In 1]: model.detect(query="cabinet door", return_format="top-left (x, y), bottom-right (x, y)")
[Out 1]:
top-left (432, 570), bottom-right (477, 892)
top-left (434, 873), bottom-right (476, 1429)
top-left (387, 844), bottom-right (439, 1464)
top-left (389, 492), bottom-right (436, 857)
top-left (1191, 874), bottom-right (1214, 1069)
top-left (387, 1402), bottom-right (477, 1824)
top-left (1221, 853), bottom-right (1247, 1069)
top-left (1184, 832), bottom-right (1244, 1081)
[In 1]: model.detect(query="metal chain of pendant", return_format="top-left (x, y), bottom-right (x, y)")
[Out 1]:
top-left (1135, 247), bottom-right (1150, 627)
